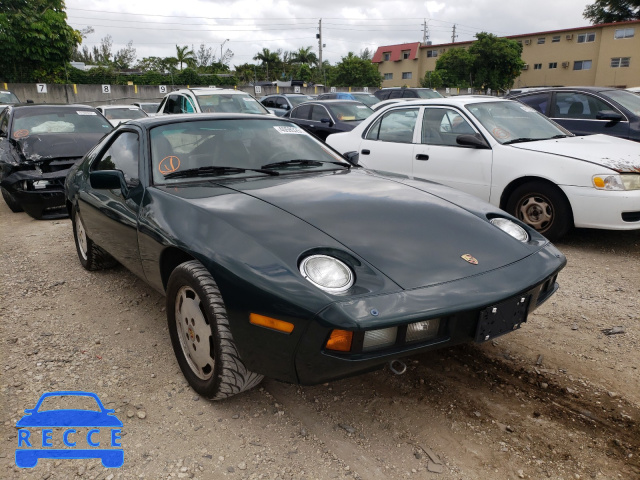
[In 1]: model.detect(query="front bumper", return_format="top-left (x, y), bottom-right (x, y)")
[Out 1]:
top-left (292, 244), bottom-right (566, 385)
top-left (1, 169), bottom-right (70, 219)
top-left (563, 185), bottom-right (640, 230)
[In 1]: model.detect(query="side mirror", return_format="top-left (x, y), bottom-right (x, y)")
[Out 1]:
top-left (596, 110), bottom-right (623, 122)
top-left (456, 134), bottom-right (490, 148)
top-left (321, 118), bottom-right (334, 126)
top-left (90, 170), bottom-right (126, 191)
top-left (343, 151), bottom-right (359, 166)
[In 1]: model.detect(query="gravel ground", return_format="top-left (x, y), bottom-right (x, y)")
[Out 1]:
top-left (1, 201), bottom-right (638, 480)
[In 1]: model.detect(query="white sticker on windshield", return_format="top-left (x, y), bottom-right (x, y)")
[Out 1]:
top-left (356, 106), bottom-right (368, 109)
top-left (273, 126), bottom-right (305, 135)
top-left (242, 97), bottom-right (257, 102)
top-left (77, 111), bottom-right (97, 115)
top-left (520, 106), bottom-right (536, 113)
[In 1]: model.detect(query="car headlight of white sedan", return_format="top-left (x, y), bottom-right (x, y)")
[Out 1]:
top-left (592, 174), bottom-right (640, 191)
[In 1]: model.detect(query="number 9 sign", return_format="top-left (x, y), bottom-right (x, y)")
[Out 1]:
top-left (159, 85), bottom-right (167, 94)
top-left (102, 85), bottom-right (111, 94)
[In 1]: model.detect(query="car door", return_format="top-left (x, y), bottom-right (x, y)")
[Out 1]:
top-left (78, 129), bottom-right (146, 278)
top-left (161, 95), bottom-right (181, 115)
top-left (412, 107), bottom-right (493, 201)
top-left (309, 105), bottom-right (335, 139)
top-left (180, 95), bottom-right (197, 114)
top-left (274, 96), bottom-right (291, 116)
top-left (289, 104), bottom-right (313, 132)
top-left (549, 91), bottom-right (630, 138)
top-left (357, 106), bottom-right (420, 177)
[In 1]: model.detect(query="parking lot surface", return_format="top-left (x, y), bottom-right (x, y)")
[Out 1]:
top-left (1, 202), bottom-right (638, 479)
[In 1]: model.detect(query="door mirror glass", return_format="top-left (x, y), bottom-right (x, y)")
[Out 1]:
top-left (595, 110), bottom-right (623, 121)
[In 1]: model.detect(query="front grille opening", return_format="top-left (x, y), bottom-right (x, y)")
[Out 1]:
top-left (621, 211), bottom-right (640, 222)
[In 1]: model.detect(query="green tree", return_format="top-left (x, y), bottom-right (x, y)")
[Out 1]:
top-left (0, 0), bottom-right (81, 82)
top-left (174, 45), bottom-right (196, 70)
top-left (113, 41), bottom-right (136, 70)
top-left (583, 0), bottom-right (640, 23)
top-left (253, 48), bottom-right (282, 80)
top-left (435, 47), bottom-right (474, 87)
top-left (420, 71), bottom-right (444, 89)
top-left (469, 33), bottom-right (524, 91)
top-left (291, 46), bottom-right (318, 66)
top-left (328, 52), bottom-right (382, 87)
top-left (292, 64), bottom-right (313, 83)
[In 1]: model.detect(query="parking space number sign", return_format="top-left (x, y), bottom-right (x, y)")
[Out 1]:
top-left (36, 84), bottom-right (47, 93)
top-left (330, 87), bottom-right (336, 93)
top-left (159, 85), bottom-right (167, 94)
top-left (254, 86), bottom-right (262, 94)
top-left (102, 85), bottom-right (111, 94)
top-left (294, 86), bottom-right (300, 93)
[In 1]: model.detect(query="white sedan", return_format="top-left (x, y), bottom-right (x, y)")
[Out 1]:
top-left (96, 105), bottom-right (148, 126)
top-left (326, 96), bottom-right (640, 240)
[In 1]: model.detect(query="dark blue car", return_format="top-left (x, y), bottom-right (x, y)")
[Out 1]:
top-left (15, 391), bottom-right (123, 468)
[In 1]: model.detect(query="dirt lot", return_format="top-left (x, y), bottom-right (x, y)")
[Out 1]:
top-left (1, 202), bottom-right (638, 480)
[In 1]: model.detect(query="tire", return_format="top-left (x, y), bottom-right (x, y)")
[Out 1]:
top-left (506, 181), bottom-right (572, 241)
top-left (71, 204), bottom-right (118, 271)
top-left (1, 187), bottom-right (23, 213)
top-left (166, 260), bottom-right (263, 400)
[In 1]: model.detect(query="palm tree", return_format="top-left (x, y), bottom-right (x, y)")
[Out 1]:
top-left (175, 45), bottom-right (196, 70)
top-left (291, 46), bottom-right (318, 66)
top-left (253, 48), bottom-right (281, 80)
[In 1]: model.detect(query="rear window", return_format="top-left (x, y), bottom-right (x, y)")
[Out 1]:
top-left (328, 103), bottom-right (373, 122)
top-left (196, 93), bottom-right (268, 114)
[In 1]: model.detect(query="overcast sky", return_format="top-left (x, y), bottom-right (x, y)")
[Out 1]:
top-left (65, 0), bottom-right (593, 67)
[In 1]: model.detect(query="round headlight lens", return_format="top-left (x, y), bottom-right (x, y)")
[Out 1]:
top-left (490, 218), bottom-right (529, 243)
top-left (299, 255), bottom-right (354, 293)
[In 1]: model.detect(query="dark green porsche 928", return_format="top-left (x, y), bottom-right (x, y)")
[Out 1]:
top-left (64, 114), bottom-right (566, 400)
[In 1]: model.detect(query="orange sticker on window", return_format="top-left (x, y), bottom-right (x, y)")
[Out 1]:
top-left (13, 129), bottom-right (29, 139)
top-left (492, 127), bottom-right (510, 140)
top-left (159, 156), bottom-right (181, 175)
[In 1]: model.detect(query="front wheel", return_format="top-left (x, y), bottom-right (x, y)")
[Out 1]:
top-left (72, 204), bottom-right (117, 271)
top-left (505, 181), bottom-right (572, 241)
top-left (166, 260), bottom-right (263, 400)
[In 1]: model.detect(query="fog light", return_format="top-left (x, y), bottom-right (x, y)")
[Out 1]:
top-left (363, 327), bottom-right (397, 351)
top-left (406, 319), bottom-right (440, 342)
top-left (32, 180), bottom-right (50, 190)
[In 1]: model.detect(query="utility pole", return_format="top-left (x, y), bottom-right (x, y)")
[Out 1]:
top-left (317, 19), bottom-right (323, 71)
top-left (423, 19), bottom-right (429, 44)
top-left (451, 24), bottom-right (457, 44)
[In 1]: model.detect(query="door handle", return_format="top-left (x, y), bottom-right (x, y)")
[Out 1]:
top-left (361, 149), bottom-right (370, 155)
top-left (415, 154), bottom-right (429, 161)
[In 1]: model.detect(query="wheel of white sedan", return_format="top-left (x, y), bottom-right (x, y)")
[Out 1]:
top-left (72, 204), bottom-right (118, 271)
top-left (166, 260), bottom-right (263, 400)
top-left (506, 181), bottom-right (572, 241)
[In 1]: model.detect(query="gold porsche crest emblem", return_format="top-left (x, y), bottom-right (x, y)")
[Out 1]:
top-left (461, 254), bottom-right (478, 265)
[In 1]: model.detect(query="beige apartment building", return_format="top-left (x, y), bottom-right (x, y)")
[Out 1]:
top-left (372, 20), bottom-right (640, 90)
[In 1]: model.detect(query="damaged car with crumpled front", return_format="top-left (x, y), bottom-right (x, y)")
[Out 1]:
top-left (0, 104), bottom-right (112, 219)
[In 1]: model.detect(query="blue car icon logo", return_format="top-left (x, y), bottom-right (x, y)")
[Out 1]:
top-left (15, 391), bottom-right (123, 468)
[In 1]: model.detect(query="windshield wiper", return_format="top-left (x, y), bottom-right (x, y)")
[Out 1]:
top-left (547, 134), bottom-right (572, 139)
top-left (163, 166), bottom-right (279, 179)
top-left (261, 159), bottom-right (350, 169)
top-left (502, 137), bottom-right (539, 145)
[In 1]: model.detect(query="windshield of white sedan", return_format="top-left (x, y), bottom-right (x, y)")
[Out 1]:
top-left (329, 104), bottom-right (373, 122)
top-left (467, 101), bottom-right (570, 144)
top-left (150, 119), bottom-right (349, 184)
top-left (103, 108), bottom-right (147, 120)
top-left (196, 94), bottom-right (268, 114)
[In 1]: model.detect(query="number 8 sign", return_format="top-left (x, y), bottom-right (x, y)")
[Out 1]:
top-left (102, 85), bottom-right (111, 94)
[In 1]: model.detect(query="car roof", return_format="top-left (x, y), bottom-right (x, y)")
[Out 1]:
top-left (511, 86), bottom-right (622, 95)
top-left (122, 112), bottom-right (295, 128)
top-left (173, 88), bottom-right (249, 96)
top-left (379, 96), bottom-right (509, 108)
top-left (310, 99), bottom-right (364, 104)
top-left (97, 104), bottom-right (142, 109)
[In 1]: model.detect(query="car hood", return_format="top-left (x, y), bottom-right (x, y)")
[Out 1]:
top-left (212, 170), bottom-right (536, 290)
top-left (509, 135), bottom-right (640, 173)
top-left (11, 133), bottom-right (105, 162)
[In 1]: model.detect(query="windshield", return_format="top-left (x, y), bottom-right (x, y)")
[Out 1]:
top-left (602, 89), bottom-right (640, 115)
top-left (150, 118), bottom-right (349, 184)
top-left (0, 91), bottom-right (19, 104)
top-left (103, 107), bottom-right (147, 120)
top-left (196, 93), bottom-right (269, 114)
top-left (288, 96), bottom-right (313, 107)
top-left (138, 103), bottom-right (159, 114)
top-left (416, 90), bottom-right (444, 99)
top-left (12, 108), bottom-right (113, 136)
top-left (351, 94), bottom-right (379, 107)
top-left (329, 103), bottom-right (373, 122)
top-left (466, 100), bottom-right (569, 144)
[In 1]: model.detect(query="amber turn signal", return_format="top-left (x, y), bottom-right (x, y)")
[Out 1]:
top-left (249, 313), bottom-right (294, 333)
top-left (325, 329), bottom-right (353, 352)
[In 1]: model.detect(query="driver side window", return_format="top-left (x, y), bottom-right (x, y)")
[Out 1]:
top-left (93, 132), bottom-right (140, 185)
top-left (366, 108), bottom-right (418, 143)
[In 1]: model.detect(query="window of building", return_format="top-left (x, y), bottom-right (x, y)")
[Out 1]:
top-left (614, 28), bottom-right (635, 39)
top-left (537, 37), bottom-right (546, 44)
top-left (577, 33), bottom-right (596, 43)
top-left (402, 50), bottom-right (411, 59)
top-left (549, 62), bottom-right (558, 69)
top-left (402, 72), bottom-right (413, 80)
top-left (426, 50), bottom-right (438, 58)
top-left (517, 40), bottom-right (523, 46)
top-left (534, 63), bottom-right (542, 70)
top-left (383, 52), bottom-right (391, 61)
top-left (552, 36), bottom-right (561, 43)
top-left (573, 60), bottom-right (592, 70)
top-left (383, 73), bottom-right (393, 80)
top-left (611, 57), bottom-right (631, 68)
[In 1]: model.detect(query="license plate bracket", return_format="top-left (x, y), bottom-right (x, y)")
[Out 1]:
top-left (475, 294), bottom-right (530, 343)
